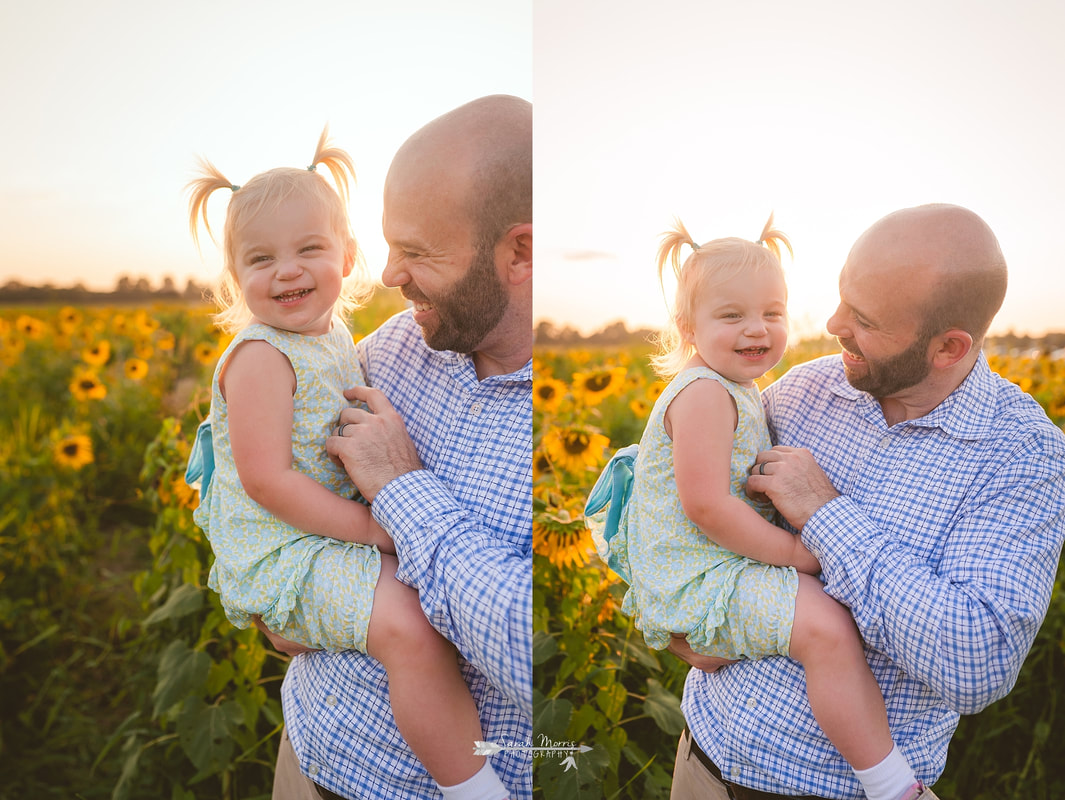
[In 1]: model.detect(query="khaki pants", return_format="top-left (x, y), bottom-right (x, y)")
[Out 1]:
top-left (671, 728), bottom-right (732, 800)
top-left (273, 727), bottom-right (346, 800)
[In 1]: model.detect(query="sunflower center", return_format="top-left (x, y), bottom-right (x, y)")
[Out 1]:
top-left (63, 443), bottom-right (80, 457)
top-left (536, 385), bottom-right (557, 400)
top-left (562, 433), bottom-right (590, 455)
top-left (584, 374), bottom-right (612, 392)
top-left (79, 379), bottom-right (96, 390)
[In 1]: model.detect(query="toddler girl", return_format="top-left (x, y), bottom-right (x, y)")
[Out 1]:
top-left (591, 215), bottom-right (920, 800)
top-left (185, 130), bottom-right (507, 799)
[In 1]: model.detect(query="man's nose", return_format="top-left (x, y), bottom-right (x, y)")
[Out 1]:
top-left (381, 255), bottom-right (408, 288)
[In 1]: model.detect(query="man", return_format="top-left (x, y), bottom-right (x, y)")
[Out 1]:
top-left (267, 95), bottom-right (532, 800)
top-left (669, 204), bottom-right (1065, 799)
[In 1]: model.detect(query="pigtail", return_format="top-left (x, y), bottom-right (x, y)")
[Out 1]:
top-left (308, 125), bottom-right (357, 207)
top-left (756, 212), bottom-right (794, 263)
top-left (656, 217), bottom-right (700, 287)
top-left (186, 157), bottom-right (237, 252)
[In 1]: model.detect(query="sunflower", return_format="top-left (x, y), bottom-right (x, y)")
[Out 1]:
top-left (533, 377), bottom-right (567, 413)
top-left (533, 449), bottom-right (555, 483)
top-left (533, 503), bottom-right (595, 570)
top-left (70, 368), bottom-right (107, 401)
top-left (53, 434), bottom-right (94, 469)
top-left (572, 366), bottom-right (627, 406)
top-left (133, 311), bottom-right (160, 336)
top-left (124, 358), bottom-right (149, 380)
top-left (629, 398), bottom-right (651, 418)
top-left (156, 331), bottom-right (176, 351)
top-left (111, 313), bottom-right (131, 337)
top-left (82, 340), bottom-right (111, 366)
top-left (57, 306), bottom-right (83, 334)
top-left (1, 331), bottom-right (26, 365)
top-left (15, 315), bottom-right (46, 339)
top-left (541, 427), bottom-right (610, 473)
top-left (194, 341), bottom-right (218, 366)
top-left (647, 380), bottom-right (667, 402)
top-left (133, 339), bottom-right (154, 359)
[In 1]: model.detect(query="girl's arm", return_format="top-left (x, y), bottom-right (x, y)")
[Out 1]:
top-left (221, 339), bottom-right (394, 553)
top-left (667, 378), bottom-right (818, 574)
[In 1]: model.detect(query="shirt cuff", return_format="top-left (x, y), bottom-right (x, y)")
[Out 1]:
top-left (371, 469), bottom-right (463, 584)
top-left (801, 494), bottom-right (870, 568)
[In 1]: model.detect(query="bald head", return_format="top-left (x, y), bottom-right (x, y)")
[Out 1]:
top-left (388, 95), bottom-right (532, 249)
top-left (852, 204), bottom-right (1007, 344)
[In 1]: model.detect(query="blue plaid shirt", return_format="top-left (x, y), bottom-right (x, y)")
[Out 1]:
top-left (683, 353), bottom-right (1065, 798)
top-left (281, 311), bottom-right (532, 799)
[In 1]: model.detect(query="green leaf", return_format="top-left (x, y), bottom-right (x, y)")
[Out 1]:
top-left (176, 697), bottom-right (245, 777)
top-left (534, 695), bottom-right (574, 742)
top-left (595, 681), bottom-right (627, 724)
top-left (533, 630), bottom-right (558, 665)
top-left (143, 583), bottom-right (204, 626)
top-left (152, 639), bottom-right (210, 718)
top-left (643, 679), bottom-right (685, 735)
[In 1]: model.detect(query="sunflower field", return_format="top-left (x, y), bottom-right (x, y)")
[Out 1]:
top-left (0, 292), bottom-right (404, 799)
top-left (532, 338), bottom-right (1065, 800)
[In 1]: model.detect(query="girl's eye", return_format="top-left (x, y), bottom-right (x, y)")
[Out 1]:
top-left (300, 244), bottom-right (323, 254)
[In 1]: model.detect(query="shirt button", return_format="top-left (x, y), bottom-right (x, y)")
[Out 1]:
top-left (746, 697), bottom-right (757, 710)
top-left (308, 764), bottom-right (320, 777)
top-left (325, 694), bottom-right (338, 707)
top-left (731, 765), bottom-right (742, 778)
top-left (470, 402), bottom-right (483, 416)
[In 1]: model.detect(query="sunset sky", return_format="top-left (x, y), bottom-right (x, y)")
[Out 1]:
top-left (534, 0), bottom-right (1065, 339)
top-left (0, 0), bottom-right (530, 293)
top-left (3, 2), bottom-right (1062, 341)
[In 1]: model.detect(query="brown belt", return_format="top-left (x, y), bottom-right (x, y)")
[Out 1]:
top-left (685, 727), bottom-right (820, 800)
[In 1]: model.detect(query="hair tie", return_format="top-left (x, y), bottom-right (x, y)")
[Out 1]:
top-left (755, 239), bottom-right (764, 246)
top-left (690, 240), bottom-right (700, 252)
top-left (307, 164), bottom-right (317, 172)
top-left (230, 184), bottom-right (241, 192)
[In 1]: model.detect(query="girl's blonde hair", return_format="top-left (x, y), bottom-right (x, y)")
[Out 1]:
top-left (186, 127), bottom-right (372, 333)
top-left (651, 213), bottom-right (793, 378)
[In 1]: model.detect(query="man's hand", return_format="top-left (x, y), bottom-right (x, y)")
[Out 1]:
top-left (326, 385), bottom-right (423, 503)
top-left (251, 615), bottom-right (319, 657)
top-left (667, 635), bottom-right (738, 673)
top-left (747, 446), bottom-right (840, 530)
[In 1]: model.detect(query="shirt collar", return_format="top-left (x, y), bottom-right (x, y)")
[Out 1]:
top-left (828, 351), bottom-right (998, 440)
top-left (436, 346), bottom-right (532, 387)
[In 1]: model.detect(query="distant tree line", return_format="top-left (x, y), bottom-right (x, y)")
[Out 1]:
top-left (0, 276), bottom-right (212, 306)
top-left (535, 319), bottom-right (1065, 354)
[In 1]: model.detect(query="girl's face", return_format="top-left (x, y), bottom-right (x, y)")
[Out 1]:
top-left (232, 193), bottom-right (352, 336)
top-left (684, 268), bottom-right (788, 386)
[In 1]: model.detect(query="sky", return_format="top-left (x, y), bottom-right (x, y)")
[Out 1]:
top-left (534, 0), bottom-right (1065, 339)
top-left (0, 0), bottom-right (530, 293)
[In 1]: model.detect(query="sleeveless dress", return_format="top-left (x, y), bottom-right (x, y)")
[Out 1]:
top-left (621, 366), bottom-right (799, 659)
top-left (194, 320), bottom-right (381, 652)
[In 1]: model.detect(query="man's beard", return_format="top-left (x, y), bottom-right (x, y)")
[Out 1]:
top-left (407, 241), bottom-right (509, 354)
top-left (841, 332), bottom-right (933, 397)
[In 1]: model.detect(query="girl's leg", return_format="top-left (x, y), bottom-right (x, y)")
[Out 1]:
top-left (789, 572), bottom-right (894, 770)
top-left (365, 554), bottom-right (489, 789)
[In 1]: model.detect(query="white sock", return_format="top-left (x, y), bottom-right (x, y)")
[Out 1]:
top-left (438, 760), bottom-right (509, 800)
top-left (852, 744), bottom-right (918, 800)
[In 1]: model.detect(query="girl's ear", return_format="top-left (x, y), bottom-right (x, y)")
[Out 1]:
top-left (343, 238), bottom-right (357, 277)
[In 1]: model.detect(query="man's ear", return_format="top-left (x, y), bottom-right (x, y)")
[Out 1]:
top-left (499, 222), bottom-right (531, 286)
top-left (930, 328), bottom-right (973, 369)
